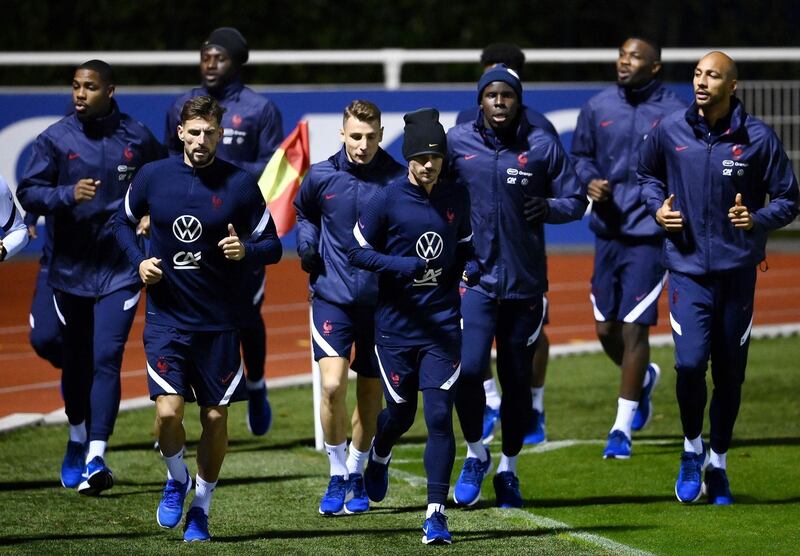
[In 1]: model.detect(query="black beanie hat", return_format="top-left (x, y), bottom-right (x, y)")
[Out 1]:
top-left (203, 27), bottom-right (249, 66)
top-left (477, 63), bottom-right (523, 104)
top-left (402, 108), bottom-right (447, 161)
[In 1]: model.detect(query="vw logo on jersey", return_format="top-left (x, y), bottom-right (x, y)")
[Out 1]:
top-left (416, 231), bottom-right (443, 261)
top-left (172, 214), bottom-right (202, 243)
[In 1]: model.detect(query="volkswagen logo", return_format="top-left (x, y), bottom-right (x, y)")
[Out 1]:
top-left (172, 215), bottom-right (203, 243)
top-left (416, 231), bottom-right (443, 261)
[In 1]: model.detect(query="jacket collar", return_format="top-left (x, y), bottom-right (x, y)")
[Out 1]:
top-left (685, 97), bottom-right (747, 140)
top-left (76, 99), bottom-right (121, 137)
top-left (475, 110), bottom-right (532, 150)
top-left (331, 145), bottom-right (393, 177)
top-left (618, 78), bottom-right (661, 105)
top-left (203, 79), bottom-right (244, 102)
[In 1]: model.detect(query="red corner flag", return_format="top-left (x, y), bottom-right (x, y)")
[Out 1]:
top-left (257, 121), bottom-right (310, 237)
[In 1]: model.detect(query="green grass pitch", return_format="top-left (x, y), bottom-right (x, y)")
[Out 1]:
top-left (1, 336), bottom-right (798, 554)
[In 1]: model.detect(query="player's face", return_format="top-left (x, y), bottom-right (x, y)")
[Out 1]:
top-left (178, 117), bottom-right (223, 167)
top-left (693, 53), bottom-right (737, 110)
top-left (72, 69), bottom-right (114, 121)
top-left (617, 39), bottom-right (660, 88)
top-left (408, 154), bottom-right (443, 188)
top-left (340, 116), bottom-right (383, 165)
top-left (480, 82), bottom-right (519, 131)
top-left (201, 47), bottom-right (237, 90)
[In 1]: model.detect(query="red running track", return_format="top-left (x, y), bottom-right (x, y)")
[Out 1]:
top-left (1, 252), bottom-right (799, 419)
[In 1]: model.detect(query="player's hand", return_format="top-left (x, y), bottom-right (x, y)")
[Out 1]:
top-left (587, 178), bottom-right (611, 202)
top-left (218, 223), bottom-right (246, 260)
top-left (74, 178), bottom-right (100, 203)
top-left (300, 245), bottom-right (324, 274)
top-left (139, 257), bottom-right (162, 284)
top-left (136, 214), bottom-right (151, 237)
top-left (655, 194), bottom-right (683, 231)
top-left (27, 224), bottom-right (38, 239)
top-left (728, 193), bottom-right (754, 230)
top-left (523, 195), bottom-right (550, 225)
top-left (462, 260), bottom-right (480, 286)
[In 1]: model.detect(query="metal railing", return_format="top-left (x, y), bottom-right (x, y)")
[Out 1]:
top-left (4, 47), bottom-right (800, 89)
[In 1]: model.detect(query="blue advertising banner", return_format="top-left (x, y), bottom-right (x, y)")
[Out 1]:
top-left (0, 84), bottom-right (693, 253)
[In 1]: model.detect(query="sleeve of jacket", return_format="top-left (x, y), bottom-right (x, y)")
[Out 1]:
top-left (456, 187), bottom-right (475, 266)
top-left (752, 133), bottom-right (800, 231)
top-left (146, 127), bottom-right (169, 163)
top-left (112, 168), bottom-right (150, 271)
top-left (544, 140), bottom-right (589, 224)
top-left (637, 125), bottom-right (668, 217)
top-left (164, 99), bottom-right (182, 155)
top-left (294, 169), bottom-right (322, 257)
top-left (237, 101), bottom-right (285, 177)
top-left (241, 180), bottom-right (283, 266)
top-left (0, 177), bottom-right (29, 260)
top-left (570, 103), bottom-right (604, 185)
top-left (348, 189), bottom-right (425, 277)
top-left (16, 134), bottom-right (77, 215)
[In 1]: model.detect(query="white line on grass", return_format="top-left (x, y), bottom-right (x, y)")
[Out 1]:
top-left (388, 467), bottom-right (653, 556)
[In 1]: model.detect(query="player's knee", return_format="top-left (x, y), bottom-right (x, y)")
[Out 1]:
top-left (595, 321), bottom-right (616, 343)
top-left (156, 403), bottom-right (184, 429)
top-left (321, 378), bottom-right (346, 404)
top-left (200, 406), bottom-right (228, 431)
top-left (93, 341), bottom-right (125, 370)
top-left (424, 403), bottom-right (452, 432)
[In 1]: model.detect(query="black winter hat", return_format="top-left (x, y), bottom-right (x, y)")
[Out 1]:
top-left (402, 108), bottom-right (447, 161)
top-left (477, 64), bottom-right (523, 104)
top-left (203, 27), bottom-right (249, 66)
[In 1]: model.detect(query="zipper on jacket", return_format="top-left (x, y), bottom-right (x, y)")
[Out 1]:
top-left (493, 148), bottom-right (503, 294)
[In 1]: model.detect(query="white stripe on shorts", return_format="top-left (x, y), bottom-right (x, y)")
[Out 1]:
top-left (526, 295), bottom-right (548, 347)
top-left (589, 293), bottom-right (606, 322)
top-left (622, 272), bottom-right (667, 323)
top-left (375, 346), bottom-right (406, 404)
top-left (53, 294), bottom-right (66, 325)
top-left (740, 315), bottom-right (754, 346)
top-left (440, 362), bottom-right (461, 391)
top-left (123, 291), bottom-right (141, 311)
top-left (219, 360), bottom-right (244, 405)
top-left (310, 305), bottom-right (339, 358)
top-left (669, 312), bottom-right (683, 336)
top-left (147, 361), bottom-right (178, 395)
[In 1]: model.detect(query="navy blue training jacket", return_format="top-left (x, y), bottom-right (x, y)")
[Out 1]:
top-left (17, 101), bottom-right (166, 297)
top-left (638, 99), bottom-right (799, 274)
top-left (165, 80), bottom-right (284, 177)
top-left (447, 115), bottom-right (587, 300)
top-left (572, 80), bottom-right (686, 238)
top-left (348, 177), bottom-right (472, 347)
top-left (113, 156), bottom-right (283, 331)
top-left (295, 146), bottom-right (405, 306)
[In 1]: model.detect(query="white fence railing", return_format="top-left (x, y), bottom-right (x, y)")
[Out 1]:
top-left (4, 47), bottom-right (800, 89)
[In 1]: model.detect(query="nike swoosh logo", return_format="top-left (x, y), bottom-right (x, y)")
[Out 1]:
top-left (428, 143), bottom-right (438, 147)
top-left (675, 146), bottom-right (689, 152)
top-left (464, 154), bottom-right (477, 160)
top-left (600, 120), bottom-right (614, 127)
top-left (68, 152), bottom-right (80, 160)
top-left (324, 194), bottom-right (336, 200)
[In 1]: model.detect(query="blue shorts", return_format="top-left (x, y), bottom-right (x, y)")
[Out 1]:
top-left (310, 296), bottom-right (378, 377)
top-left (590, 236), bottom-right (666, 326)
top-left (375, 341), bottom-right (461, 404)
top-left (144, 323), bottom-right (246, 407)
